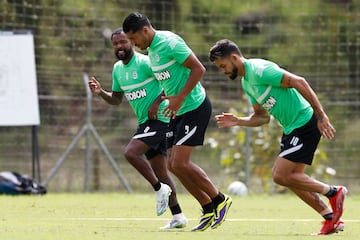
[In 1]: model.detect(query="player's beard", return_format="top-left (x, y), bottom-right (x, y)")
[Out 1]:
top-left (229, 62), bottom-right (238, 80)
top-left (115, 48), bottom-right (132, 61)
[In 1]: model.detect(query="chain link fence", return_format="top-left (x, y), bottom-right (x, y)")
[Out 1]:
top-left (0, 0), bottom-right (359, 193)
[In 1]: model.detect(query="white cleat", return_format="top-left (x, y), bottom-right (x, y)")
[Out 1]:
top-left (160, 213), bottom-right (188, 230)
top-left (155, 183), bottom-right (172, 216)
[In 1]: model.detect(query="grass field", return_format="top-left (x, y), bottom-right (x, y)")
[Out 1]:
top-left (0, 192), bottom-right (359, 240)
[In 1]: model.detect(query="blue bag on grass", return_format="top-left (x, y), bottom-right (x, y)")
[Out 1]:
top-left (0, 171), bottom-right (46, 195)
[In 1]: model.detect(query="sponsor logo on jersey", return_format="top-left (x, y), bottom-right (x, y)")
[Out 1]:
top-left (262, 96), bottom-right (276, 111)
top-left (124, 88), bottom-right (147, 101)
top-left (154, 70), bottom-right (171, 81)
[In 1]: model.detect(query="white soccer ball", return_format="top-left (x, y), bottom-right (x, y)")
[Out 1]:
top-left (227, 181), bottom-right (248, 196)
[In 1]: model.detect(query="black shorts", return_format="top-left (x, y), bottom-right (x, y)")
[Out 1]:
top-left (279, 113), bottom-right (321, 165)
top-left (133, 120), bottom-right (168, 159)
top-left (166, 96), bottom-right (211, 147)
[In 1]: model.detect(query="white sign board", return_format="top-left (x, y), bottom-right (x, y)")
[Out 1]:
top-left (0, 31), bottom-right (40, 126)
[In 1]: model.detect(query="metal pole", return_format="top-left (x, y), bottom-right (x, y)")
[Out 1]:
top-left (89, 124), bottom-right (132, 193)
top-left (32, 125), bottom-right (41, 182)
top-left (244, 98), bottom-right (252, 189)
top-left (42, 73), bottom-right (132, 193)
top-left (41, 125), bottom-right (88, 186)
top-left (83, 73), bottom-right (91, 192)
top-left (82, 73), bottom-right (132, 193)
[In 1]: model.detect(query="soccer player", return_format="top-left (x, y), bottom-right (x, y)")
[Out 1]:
top-left (88, 28), bottom-right (187, 229)
top-left (122, 12), bottom-right (232, 231)
top-left (209, 39), bottom-right (347, 235)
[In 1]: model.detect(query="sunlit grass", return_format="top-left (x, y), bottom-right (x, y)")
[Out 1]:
top-left (0, 193), bottom-right (358, 240)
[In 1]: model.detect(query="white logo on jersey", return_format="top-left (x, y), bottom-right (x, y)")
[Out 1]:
top-left (169, 40), bottom-right (177, 49)
top-left (154, 71), bottom-right (171, 81)
top-left (124, 88), bottom-right (147, 101)
top-left (262, 96), bottom-right (276, 111)
top-left (155, 54), bottom-right (160, 62)
top-left (255, 65), bottom-right (265, 77)
top-left (132, 71), bottom-right (138, 79)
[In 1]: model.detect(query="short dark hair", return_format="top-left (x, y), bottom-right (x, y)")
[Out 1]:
top-left (111, 28), bottom-right (124, 40)
top-left (209, 39), bottom-right (242, 62)
top-left (122, 12), bottom-right (151, 33)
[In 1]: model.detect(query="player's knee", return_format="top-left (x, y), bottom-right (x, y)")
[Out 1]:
top-left (168, 160), bottom-right (182, 175)
top-left (272, 170), bottom-right (287, 186)
top-left (167, 161), bottom-right (175, 174)
top-left (124, 148), bottom-right (137, 163)
top-left (168, 160), bottom-right (187, 175)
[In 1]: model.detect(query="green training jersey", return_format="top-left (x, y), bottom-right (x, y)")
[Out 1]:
top-left (112, 52), bottom-right (169, 124)
top-left (241, 59), bottom-right (313, 134)
top-left (147, 30), bottom-right (206, 115)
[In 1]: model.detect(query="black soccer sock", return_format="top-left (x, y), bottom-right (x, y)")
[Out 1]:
top-left (170, 204), bottom-right (182, 215)
top-left (152, 181), bottom-right (161, 191)
top-left (323, 213), bottom-right (333, 220)
top-left (324, 186), bottom-right (337, 198)
top-left (211, 192), bottom-right (225, 208)
top-left (202, 202), bottom-right (214, 214)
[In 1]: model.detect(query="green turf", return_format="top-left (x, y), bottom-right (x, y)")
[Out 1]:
top-left (0, 193), bottom-right (358, 240)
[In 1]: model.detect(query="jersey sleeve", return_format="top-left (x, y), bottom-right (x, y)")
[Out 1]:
top-left (168, 35), bottom-right (192, 65)
top-left (111, 64), bottom-right (122, 92)
top-left (257, 63), bottom-right (284, 87)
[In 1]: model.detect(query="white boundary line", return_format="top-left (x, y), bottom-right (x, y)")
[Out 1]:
top-left (63, 217), bottom-right (360, 223)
